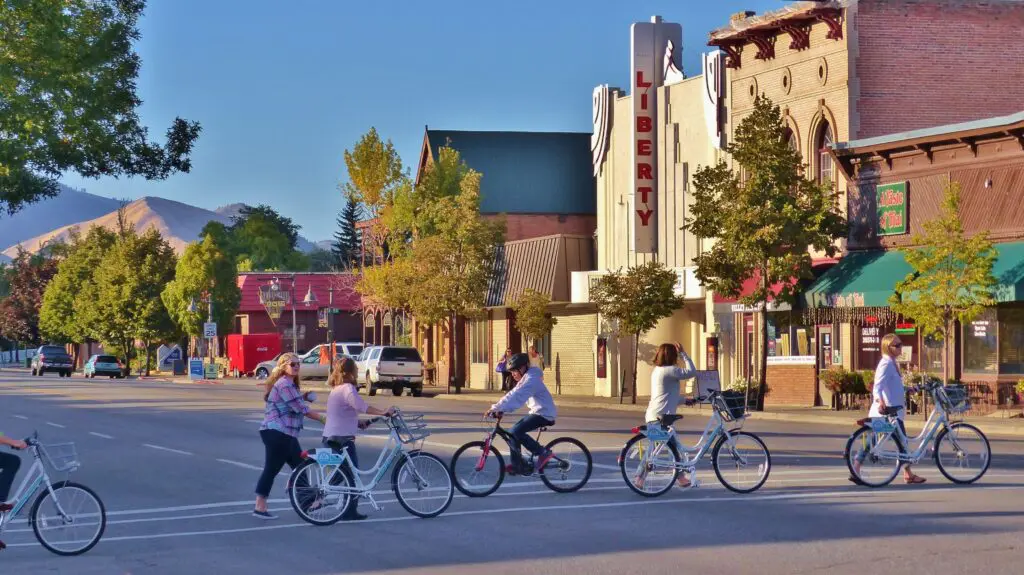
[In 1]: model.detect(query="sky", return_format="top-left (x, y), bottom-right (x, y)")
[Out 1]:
top-left (60, 0), bottom-right (782, 242)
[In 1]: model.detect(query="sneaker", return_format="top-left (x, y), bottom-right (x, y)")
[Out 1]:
top-left (535, 449), bottom-right (555, 472)
top-left (252, 509), bottom-right (277, 520)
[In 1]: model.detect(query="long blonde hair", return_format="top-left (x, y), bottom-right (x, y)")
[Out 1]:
top-left (880, 333), bottom-right (902, 359)
top-left (328, 356), bottom-right (357, 388)
top-left (265, 353), bottom-right (301, 401)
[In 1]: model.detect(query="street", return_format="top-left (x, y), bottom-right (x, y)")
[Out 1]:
top-left (1, 369), bottom-right (1023, 574)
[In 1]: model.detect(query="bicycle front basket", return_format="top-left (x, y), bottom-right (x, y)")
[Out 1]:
top-left (40, 442), bottom-right (80, 472)
top-left (939, 384), bottom-right (970, 414)
top-left (716, 390), bottom-right (747, 422)
top-left (392, 412), bottom-right (430, 444)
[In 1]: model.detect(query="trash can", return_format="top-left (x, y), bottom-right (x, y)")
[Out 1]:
top-left (171, 359), bottom-right (185, 376)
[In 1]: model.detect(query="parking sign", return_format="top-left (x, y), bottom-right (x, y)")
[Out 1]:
top-left (203, 322), bottom-right (217, 338)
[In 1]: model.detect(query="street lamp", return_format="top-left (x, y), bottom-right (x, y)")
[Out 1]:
top-left (271, 275), bottom-right (300, 354)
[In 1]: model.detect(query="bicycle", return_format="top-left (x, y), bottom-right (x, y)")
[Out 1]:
top-left (286, 408), bottom-right (454, 525)
top-left (845, 378), bottom-right (991, 487)
top-left (0, 432), bottom-right (106, 555)
top-left (449, 413), bottom-right (592, 497)
top-left (618, 389), bottom-right (772, 497)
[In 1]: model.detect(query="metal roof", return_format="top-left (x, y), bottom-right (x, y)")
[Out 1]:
top-left (486, 234), bottom-right (594, 307)
top-left (421, 129), bottom-right (596, 216)
top-left (833, 110), bottom-right (1024, 154)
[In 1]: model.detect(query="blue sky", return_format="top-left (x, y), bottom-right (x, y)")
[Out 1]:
top-left (60, 0), bottom-right (781, 241)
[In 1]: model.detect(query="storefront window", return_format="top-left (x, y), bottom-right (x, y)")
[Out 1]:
top-left (998, 307), bottom-right (1024, 374)
top-left (963, 309), bottom-right (997, 374)
top-left (856, 324), bottom-right (885, 370)
top-left (469, 319), bottom-right (488, 364)
top-left (921, 333), bottom-right (944, 376)
top-left (766, 312), bottom-right (812, 357)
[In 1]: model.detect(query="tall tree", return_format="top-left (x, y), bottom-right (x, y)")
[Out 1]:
top-left (332, 194), bottom-right (362, 268)
top-left (686, 95), bottom-right (846, 409)
top-left (39, 226), bottom-right (118, 359)
top-left (0, 0), bottom-right (201, 215)
top-left (342, 127), bottom-right (407, 263)
top-left (590, 261), bottom-right (684, 405)
top-left (512, 289), bottom-right (557, 349)
top-left (201, 206), bottom-right (309, 272)
top-left (162, 234), bottom-right (241, 342)
top-left (231, 205), bottom-right (301, 250)
top-left (308, 247), bottom-right (336, 272)
top-left (889, 182), bottom-right (997, 383)
top-left (86, 228), bottom-right (177, 371)
top-left (0, 249), bottom-right (58, 345)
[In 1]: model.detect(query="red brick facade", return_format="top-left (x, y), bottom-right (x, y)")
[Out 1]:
top-left (486, 214), bottom-right (596, 242)
top-left (853, 0), bottom-right (1024, 139)
top-left (764, 364), bottom-right (818, 407)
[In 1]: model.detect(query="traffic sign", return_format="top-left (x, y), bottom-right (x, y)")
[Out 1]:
top-left (203, 322), bottom-right (217, 338)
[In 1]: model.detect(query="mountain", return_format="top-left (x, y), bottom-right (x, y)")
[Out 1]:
top-left (2, 197), bottom-right (231, 258)
top-left (0, 185), bottom-right (123, 251)
top-left (315, 239), bottom-right (334, 251)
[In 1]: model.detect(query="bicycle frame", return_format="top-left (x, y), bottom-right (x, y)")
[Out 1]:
top-left (481, 419), bottom-right (544, 461)
top-left (636, 407), bottom-right (744, 472)
top-left (861, 404), bottom-right (952, 464)
top-left (305, 425), bottom-right (409, 511)
top-left (0, 442), bottom-right (69, 526)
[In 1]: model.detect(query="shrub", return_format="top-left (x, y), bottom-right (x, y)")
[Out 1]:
top-left (820, 367), bottom-right (848, 394)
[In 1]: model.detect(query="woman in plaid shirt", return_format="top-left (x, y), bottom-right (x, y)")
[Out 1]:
top-left (253, 353), bottom-right (326, 519)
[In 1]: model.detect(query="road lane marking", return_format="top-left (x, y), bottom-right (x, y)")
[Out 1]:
top-left (143, 443), bottom-right (193, 456)
top-left (89, 432), bottom-right (114, 439)
top-left (218, 458), bottom-right (263, 471)
top-left (8, 483), bottom-right (1024, 548)
top-left (13, 414), bottom-right (28, 420)
top-left (45, 421), bottom-right (65, 428)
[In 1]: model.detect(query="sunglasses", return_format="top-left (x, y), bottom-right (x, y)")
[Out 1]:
top-left (289, 362), bottom-right (300, 367)
top-left (892, 343), bottom-right (903, 348)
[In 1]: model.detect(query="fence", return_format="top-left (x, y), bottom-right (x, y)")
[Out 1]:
top-left (0, 348), bottom-right (36, 365)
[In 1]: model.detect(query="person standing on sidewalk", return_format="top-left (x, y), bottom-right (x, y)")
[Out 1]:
top-left (528, 344), bottom-right (545, 370)
top-left (253, 353), bottom-right (326, 519)
top-left (640, 342), bottom-right (696, 489)
top-left (496, 348), bottom-right (513, 392)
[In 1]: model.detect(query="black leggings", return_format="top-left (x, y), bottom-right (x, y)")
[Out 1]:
top-left (0, 452), bottom-right (21, 502)
top-left (255, 429), bottom-right (303, 498)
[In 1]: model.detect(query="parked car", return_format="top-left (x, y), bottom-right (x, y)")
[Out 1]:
top-left (30, 345), bottom-right (74, 377)
top-left (84, 355), bottom-right (124, 379)
top-left (306, 342), bottom-right (364, 362)
top-left (360, 346), bottom-right (424, 397)
top-left (253, 349), bottom-right (354, 381)
top-left (254, 354), bottom-right (281, 379)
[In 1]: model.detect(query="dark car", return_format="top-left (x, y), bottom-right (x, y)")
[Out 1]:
top-left (31, 345), bottom-right (74, 377)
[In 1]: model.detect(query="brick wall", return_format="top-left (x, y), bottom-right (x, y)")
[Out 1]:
top-left (485, 214), bottom-right (596, 242)
top-left (548, 310), bottom-right (597, 396)
top-left (853, 0), bottom-right (1024, 139)
top-left (764, 364), bottom-right (817, 407)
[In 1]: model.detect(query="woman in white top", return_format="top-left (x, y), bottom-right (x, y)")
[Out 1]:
top-left (643, 342), bottom-right (697, 488)
top-left (852, 333), bottom-right (925, 485)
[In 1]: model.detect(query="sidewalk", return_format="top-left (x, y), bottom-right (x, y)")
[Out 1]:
top-left (431, 389), bottom-right (1024, 437)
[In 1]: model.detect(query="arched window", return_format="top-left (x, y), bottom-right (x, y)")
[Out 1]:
top-left (816, 120), bottom-right (834, 186)
top-left (783, 127), bottom-right (798, 152)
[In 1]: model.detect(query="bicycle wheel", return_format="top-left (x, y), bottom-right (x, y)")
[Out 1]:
top-left (30, 481), bottom-right (106, 556)
top-left (393, 451), bottom-right (454, 518)
top-left (287, 459), bottom-right (354, 526)
top-left (845, 426), bottom-right (902, 488)
top-left (712, 431), bottom-right (771, 494)
top-left (540, 437), bottom-right (592, 493)
top-left (619, 434), bottom-right (680, 498)
top-left (450, 440), bottom-right (505, 497)
top-left (934, 423), bottom-right (991, 484)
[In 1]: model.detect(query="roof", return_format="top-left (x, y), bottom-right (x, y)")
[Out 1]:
top-left (709, 1), bottom-right (846, 43)
top-left (832, 110), bottom-right (1024, 154)
top-left (418, 129), bottom-right (596, 216)
top-left (486, 234), bottom-right (595, 307)
top-left (236, 272), bottom-right (362, 313)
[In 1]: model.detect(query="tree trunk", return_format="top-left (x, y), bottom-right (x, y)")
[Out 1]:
top-left (756, 268), bottom-right (770, 411)
top-left (632, 331), bottom-right (640, 405)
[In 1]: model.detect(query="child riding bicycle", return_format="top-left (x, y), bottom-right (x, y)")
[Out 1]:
top-left (485, 353), bottom-right (557, 474)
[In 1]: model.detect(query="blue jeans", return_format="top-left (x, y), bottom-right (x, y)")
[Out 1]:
top-left (0, 452), bottom-right (21, 502)
top-left (508, 414), bottom-right (554, 463)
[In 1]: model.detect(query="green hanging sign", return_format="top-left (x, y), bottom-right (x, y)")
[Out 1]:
top-left (877, 181), bottom-right (908, 236)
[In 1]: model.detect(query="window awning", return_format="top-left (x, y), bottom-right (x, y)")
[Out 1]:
top-left (804, 241), bottom-right (1024, 309)
top-left (712, 258), bottom-right (837, 313)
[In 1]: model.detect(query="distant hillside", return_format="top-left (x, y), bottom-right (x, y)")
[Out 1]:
top-left (0, 185), bottom-right (123, 251)
top-left (3, 197), bottom-right (232, 258)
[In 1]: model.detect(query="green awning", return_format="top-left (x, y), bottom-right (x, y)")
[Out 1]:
top-left (803, 241), bottom-right (1024, 309)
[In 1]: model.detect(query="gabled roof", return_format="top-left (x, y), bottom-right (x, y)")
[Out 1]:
top-left (236, 272), bottom-right (362, 313)
top-left (486, 234), bottom-right (595, 307)
top-left (417, 128), bottom-right (596, 216)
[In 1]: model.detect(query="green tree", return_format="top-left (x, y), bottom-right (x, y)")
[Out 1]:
top-left (512, 289), bottom-right (557, 349)
top-left (332, 194), bottom-right (362, 268)
top-left (686, 95), bottom-right (846, 409)
top-left (231, 205), bottom-right (301, 250)
top-left (889, 182), bottom-right (997, 383)
top-left (39, 227), bottom-right (118, 358)
top-left (87, 228), bottom-right (178, 372)
top-left (342, 127), bottom-right (407, 262)
top-left (308, 247), bottom-right (335, 272)
top-left (590, 261), bottom-right (684, 405)
top-left (0, 249), bottom-right (58, 345)
top-left (201, 206), bottom-right (309, 271)
top-left (161, 234), bottom-right (241, 346)
top-left (0, 0), bottom-right (201, 215)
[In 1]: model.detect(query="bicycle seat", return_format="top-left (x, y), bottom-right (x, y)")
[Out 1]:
top-left (881, 406), bottom-right (903, 417)
top-left (324, 435), bottom-right (355, 451)
top-left (658, 414), bottom-right (684, 426)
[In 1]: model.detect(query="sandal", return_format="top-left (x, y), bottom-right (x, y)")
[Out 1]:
top-left (676, 475), bottom-right (692, 489)
top-left (904, 475), bottom-right (927, 484)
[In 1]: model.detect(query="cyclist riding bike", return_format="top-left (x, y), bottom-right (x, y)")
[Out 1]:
top-left (484, 353), bottom-right (557, 474)
top-left (0, 432), bottom-right (29, 550)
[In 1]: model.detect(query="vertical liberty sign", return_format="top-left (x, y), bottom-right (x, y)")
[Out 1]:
top-left (630, 16), bottom-right (682, 253)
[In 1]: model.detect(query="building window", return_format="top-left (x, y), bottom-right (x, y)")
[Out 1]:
top-left (963, 309), bottom-right (998, 374)
top-left (783, 127), bottom-right (798, 153)
top-left (998, 307), bottom-right (1024, 374)
top-left (816, 119), bottom-right (834, 187)
top-left (921, 334), bottom-right (944, 376)
top-left (469, 319), bottom-right (488, 364)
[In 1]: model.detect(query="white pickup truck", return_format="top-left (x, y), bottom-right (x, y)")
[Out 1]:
top-left (357, 346), bottom-right (424, 397)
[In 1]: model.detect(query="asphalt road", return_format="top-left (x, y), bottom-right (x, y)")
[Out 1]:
top-left (1, 368), bottom-right (1023, 575)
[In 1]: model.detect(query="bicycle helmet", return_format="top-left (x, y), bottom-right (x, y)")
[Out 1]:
top-left (507, 353), bottom-right (530, 372)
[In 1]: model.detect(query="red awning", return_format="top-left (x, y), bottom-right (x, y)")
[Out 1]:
top-left (711, 258), bottom-right (838, 303)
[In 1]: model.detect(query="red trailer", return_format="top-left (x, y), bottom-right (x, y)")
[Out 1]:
top-left (226, 333), bottom-right (281, 376)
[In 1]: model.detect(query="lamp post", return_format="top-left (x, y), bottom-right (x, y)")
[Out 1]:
top-left (189, 291), bottom-right (214, 367)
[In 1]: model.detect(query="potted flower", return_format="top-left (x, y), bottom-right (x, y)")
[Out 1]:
top-left (1016, 379), bottom-right (1024, 404)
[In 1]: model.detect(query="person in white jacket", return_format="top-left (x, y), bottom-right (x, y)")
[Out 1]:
top-left (485, 353), bottom-right (557, 474)
top-left (641, 342), bottom-right (697, 489)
